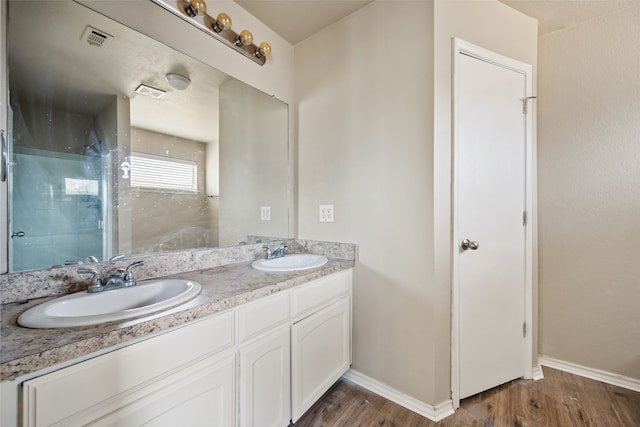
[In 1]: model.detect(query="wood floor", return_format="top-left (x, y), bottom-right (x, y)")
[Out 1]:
top-left (294, 367), bottom-right (640, 426)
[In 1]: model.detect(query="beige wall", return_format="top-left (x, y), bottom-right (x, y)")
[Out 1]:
top-left (11, 103), bottom-right (94, 154)
top-left (296, 0), bottom-right (436, 403)
top-left (538, 5), bottom-right (640, 380)
top-left (296, 0), bottom-right (537, 406)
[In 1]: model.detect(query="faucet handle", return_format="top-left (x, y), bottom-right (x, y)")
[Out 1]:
top-left (78, 268), bottom-right (103, 290)
top-left (262, 244), bottom-right (273, 259)
top-left (125, 261), bottom-right (144, 284)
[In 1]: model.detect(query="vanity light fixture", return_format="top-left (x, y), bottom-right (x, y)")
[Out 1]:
top-left (165, 73), bottom-right (191, 90)
top-left (184, 0), bottom-right (206, 17)
top-left (235, 29), bottom-right (253, 47)
top-left (255, 42), bottom-right (271, 59)
top-left (152, 0), bottom-right (272, 66)
top-left (212, 13), bottom-right (232, 33)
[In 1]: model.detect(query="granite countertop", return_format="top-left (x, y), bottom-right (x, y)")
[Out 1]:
top-left (1, 256), bottom-right (354, 382)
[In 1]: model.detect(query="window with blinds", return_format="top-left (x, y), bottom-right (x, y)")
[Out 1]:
top-left (65, 178), bottom-right (99, 196)
top-left (130, 153), bottom-right (197, 192)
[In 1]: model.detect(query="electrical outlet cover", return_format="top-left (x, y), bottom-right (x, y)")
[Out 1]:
top-left (260, 206), bottom-right (271, 221)
top-left (319, 204), bottom-right (334, 222)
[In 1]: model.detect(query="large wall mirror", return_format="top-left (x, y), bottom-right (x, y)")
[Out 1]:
top-left (5, 0), bottom-right (289, 272)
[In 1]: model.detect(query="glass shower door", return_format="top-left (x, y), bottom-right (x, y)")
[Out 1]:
top-left (9, 148), bottom-right (104, 272)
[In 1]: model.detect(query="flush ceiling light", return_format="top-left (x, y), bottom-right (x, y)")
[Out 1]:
top-left (165, 73), bottom-right (191, 90)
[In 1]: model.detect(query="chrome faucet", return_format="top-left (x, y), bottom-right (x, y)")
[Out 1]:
top-left (78, 261), bottom-right (145, 293)
top-left (262, 243), bottom-right (288, 260)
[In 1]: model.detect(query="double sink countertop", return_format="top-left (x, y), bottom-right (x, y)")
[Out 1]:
top-left (1, 249), bottom-right (354, 382)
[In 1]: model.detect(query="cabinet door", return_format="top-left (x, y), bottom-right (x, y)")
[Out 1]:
top-left (89, 352), bottom-right (235, 427)
top-left (238, 325), bottom-right (290, 427)
top-left (291, 296), bottom-right (350, 422)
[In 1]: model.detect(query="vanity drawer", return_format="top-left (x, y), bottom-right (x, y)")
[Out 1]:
top-left (291, 270), bottom-right (350, 319)
top-left (236, 292), bottom-right (290, 343)
top-left (22, 311), bottom-right (234, 427)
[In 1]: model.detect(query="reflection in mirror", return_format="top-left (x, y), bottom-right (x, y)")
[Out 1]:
top-left (6, 0), bottom-right (289, 272)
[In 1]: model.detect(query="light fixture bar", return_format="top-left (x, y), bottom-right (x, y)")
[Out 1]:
top-left (151, 0), bottom-right (269, 66)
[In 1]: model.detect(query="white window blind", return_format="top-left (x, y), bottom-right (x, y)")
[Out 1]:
top-left (130, 153), bottom-right (197, 192)
top-left (65, 178), bottom-right (99, 196)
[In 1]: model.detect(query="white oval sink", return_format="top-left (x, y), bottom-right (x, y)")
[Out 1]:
top-left (251, 254), bottom-right (328, 272)
top-left (18, 279), bottom-right (202, 329)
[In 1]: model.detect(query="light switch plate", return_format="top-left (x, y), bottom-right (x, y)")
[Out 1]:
top-left (260, 206), bottom-right (271, 221)
top-left (319, 204), bottom-right (334, 222)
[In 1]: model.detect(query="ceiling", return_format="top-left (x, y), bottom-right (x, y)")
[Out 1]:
top-left (500, 0), bottom-right (639, 35)
top-left (237, 0), bottom-right (639, 44)
top-left (236, 0), bottom-right (373, 45)
top-left (9, 0), bottom-right (229, 144)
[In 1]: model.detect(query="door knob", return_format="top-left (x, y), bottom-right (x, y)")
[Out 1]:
top-left (461, 239), bottom-right (479, 251)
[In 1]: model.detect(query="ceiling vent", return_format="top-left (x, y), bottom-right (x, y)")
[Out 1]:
top-left (135, 84), bottom-right (166, 99)
top-left (82, 26), bottom-right (114, 48)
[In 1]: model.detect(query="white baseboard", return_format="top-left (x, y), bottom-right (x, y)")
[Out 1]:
top-left (538, 356), bottom-right (640, 392)
top-left (341, 369), bottom-right (455, 422)
top-left (531, 363), bottom-right (544, 381)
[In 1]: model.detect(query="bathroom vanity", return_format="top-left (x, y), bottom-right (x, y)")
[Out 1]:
top-left (0, 0), bottom-right (355, 424)
top-left (0, 244), bottom-right (355, 427)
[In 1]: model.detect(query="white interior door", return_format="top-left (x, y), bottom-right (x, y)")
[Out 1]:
top-left (454, 42), bottom-right (532, 400)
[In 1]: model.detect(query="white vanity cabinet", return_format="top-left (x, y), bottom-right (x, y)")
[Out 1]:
top-left (16, 269), bottom-right (352, 427)
top-left (22, 311), bottom-right (236, 427)
top-left (236, 292), bottom-right (291, 427)
top-left (290, 272), bottom-right (352, 422)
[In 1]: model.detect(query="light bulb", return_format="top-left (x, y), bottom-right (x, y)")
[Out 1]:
top-left (255, 42), bottom-right (271, 59)
top-left (212, 13), bottom-right (232, 33)
top-left (185, 0), bottom-right (207, 17)
top-left (236, 29), bottom-right (253, 47)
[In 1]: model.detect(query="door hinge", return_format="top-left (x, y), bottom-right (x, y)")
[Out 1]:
top-left (1, 129), bottom-right (7, 182)
top-left (523, 96), bottom-right (537, 114)
top-left (523, 322), bottom-right (528, 338)
top-left (523, 211), bottom-right (528, 226)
